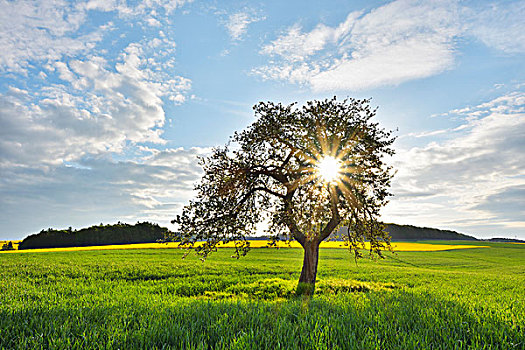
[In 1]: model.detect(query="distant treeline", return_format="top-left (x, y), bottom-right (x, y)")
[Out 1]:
top-left (486, 237), bottom-right (525, 243)
top-left (331, 223), bottom-right (477, 241)
top-left (384, 223), bottom-right (477, 241)
top-left (17, 221), bottom-right (487, 250)
top-left (18, 222), bottom-right (170, 250)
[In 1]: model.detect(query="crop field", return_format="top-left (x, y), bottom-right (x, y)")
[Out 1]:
top-left (0, 240), bottom-right (489, 253)
top-left (0, 241), bottom-right (523, 349)
top-left (0, 240), bottom-right (20, 250)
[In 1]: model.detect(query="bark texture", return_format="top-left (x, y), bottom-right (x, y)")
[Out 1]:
top-left (296, 241), bottom-right (320, 296)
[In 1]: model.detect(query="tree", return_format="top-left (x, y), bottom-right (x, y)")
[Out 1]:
top-left (168, 97), bottom-right (396, 296)
top-left (1, 241), bottom-right (14, 251)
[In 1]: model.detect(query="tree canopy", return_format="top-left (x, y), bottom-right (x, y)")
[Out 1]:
top-left (168, 97), bottom-right (396, 295)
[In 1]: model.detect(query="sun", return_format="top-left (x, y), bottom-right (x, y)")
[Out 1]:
top-left (317, 156), bottom-right (341, 183)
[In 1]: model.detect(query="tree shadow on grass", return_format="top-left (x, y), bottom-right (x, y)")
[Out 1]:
top-left (1, 290), bottom-right (522, 349)
top-left (154, 277), bottom-right (396, 300)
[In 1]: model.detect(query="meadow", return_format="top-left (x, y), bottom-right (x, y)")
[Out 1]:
top-left (0, 241), bottom-right (523, 349)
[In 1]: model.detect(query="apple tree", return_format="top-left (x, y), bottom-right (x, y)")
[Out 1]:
top-left (168, 97), bottom-right (396, 296)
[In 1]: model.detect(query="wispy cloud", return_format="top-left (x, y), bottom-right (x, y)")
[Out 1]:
top-left (0, 0), bottom-right (194, 74)
top-left (254, 0), bottom-right (459, 91)
top-left (463, 1), bottom-right (525, 54)
top-left (224, 9), bottom-right (265, 42)
top-left (254, 0), bottom-right (524, 92)
top-left (0, 0), bottom-right (99, 74)
top-left (384, 90), bottom-right (525, 237)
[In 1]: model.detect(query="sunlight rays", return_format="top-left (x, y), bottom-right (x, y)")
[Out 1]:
top-left (290, 122), bottom-right (364, 210)
top-left (317, 156), bottom-right (341, 183)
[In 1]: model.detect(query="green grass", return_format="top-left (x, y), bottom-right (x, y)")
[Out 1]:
top-left (0, 242), bottom-right (523, 349)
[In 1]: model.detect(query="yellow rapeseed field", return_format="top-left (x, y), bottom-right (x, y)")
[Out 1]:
top-left (0, 240), bottom-right (488, 253)
top-left (219, 240), bottom-right (489, 251)
top-left (0, 240), bottom-right (20, 250)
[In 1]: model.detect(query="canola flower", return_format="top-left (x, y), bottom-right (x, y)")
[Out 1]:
top-left (0, 240), bottom-right (20, 250)
top-left (0, 240), bottom-right (489, 253)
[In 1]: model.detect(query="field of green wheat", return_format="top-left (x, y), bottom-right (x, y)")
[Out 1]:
top-left (0, 242), bottom-right (523, 349)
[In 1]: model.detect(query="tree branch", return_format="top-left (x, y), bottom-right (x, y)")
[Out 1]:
top-left (317, 185), bottom-right (341, 243)
top-left (233, 186), bottom-right (284, 212)
top-left (282, 190), bottom-right (306, 246)
top-left (252, 186), bottom-right (285, 199)
top-left (280, 149), bottom-right (295, 168)
top-left (248, 165), bottom-right (289, 186)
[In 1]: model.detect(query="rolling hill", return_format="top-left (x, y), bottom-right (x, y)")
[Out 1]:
top-left (16, 221), bottom-right (488, 250)
top-left (383, 223), bottom-right (478, 241)
top-left (18, 222), bottom-right (169, 250)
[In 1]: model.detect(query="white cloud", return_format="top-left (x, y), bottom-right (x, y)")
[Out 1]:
top-left (255, 0), bottom-right (459, 91)
top-left (0, 0), bottom-right (194, 73)
top-left (0, 147), bottom-right (208, 239)
top-left (0, 0), bottom-right (194, 170)
top-left (0, 0), bottom-right (198, 239)
top-left (464, 1), bottom-right (525, 54)
top-left (84, 0), bottom-right (118, 12)
top-left (261, 23), bottom-right (339, 62)
top-left (0, 40), bottom-right (191, 169)
top-left (384, 91), bottom-right (525, 237)
top-left (133, 0), bottom-right (193, 15)
top-left (224, 10), bottom-right (265, 41)
top-left (146, 17), bottom-right (162, 27)
top-left (54, 62), bottom-right (77, 83)
top-left (83, 0), bottom-right (193, 17)
top-left (255, 0), bottom-right (525, 92)
top-left (0, 0), bottom-right (103, 74)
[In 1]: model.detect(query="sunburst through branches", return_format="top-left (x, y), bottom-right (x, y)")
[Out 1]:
top-left (316, 156), bottom-right (341, 183)
top-left (292, 122), bottom-right (363, 211)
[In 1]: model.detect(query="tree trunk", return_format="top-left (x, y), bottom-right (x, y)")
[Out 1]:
top-left (296, 241), bottom-right (320, 296)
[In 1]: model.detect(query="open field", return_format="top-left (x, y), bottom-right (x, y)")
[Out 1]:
top-left (0, 240), bottom-right (489, 253)
top-left (0, 242), bottom-right (523, 349)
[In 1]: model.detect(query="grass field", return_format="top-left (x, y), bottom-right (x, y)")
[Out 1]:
top-left (0, 241), bottom-right (523, 349)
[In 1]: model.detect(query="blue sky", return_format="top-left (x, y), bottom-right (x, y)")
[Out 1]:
top-left (1, 0), bottom-right (524, 240)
